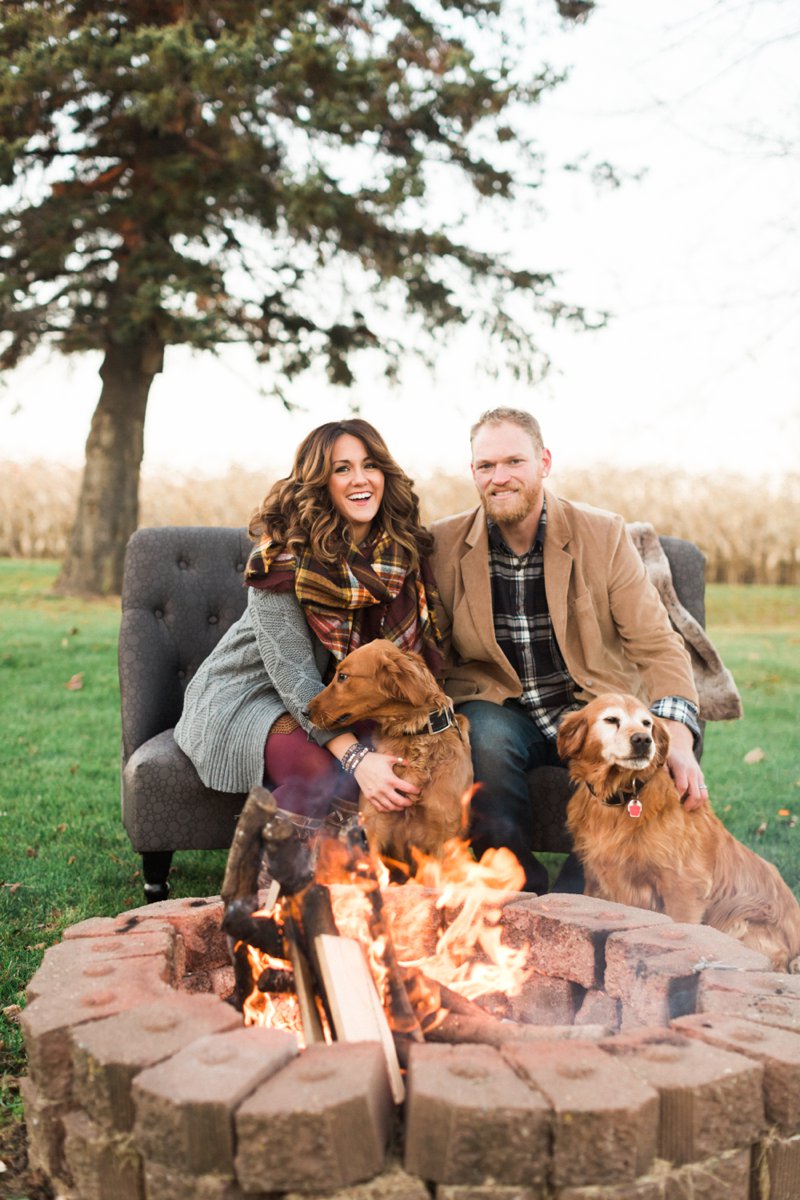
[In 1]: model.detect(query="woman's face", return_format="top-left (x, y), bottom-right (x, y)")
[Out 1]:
top-left (327, 433), bottom-right (385, 544)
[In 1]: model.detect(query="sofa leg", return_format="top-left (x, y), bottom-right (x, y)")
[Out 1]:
top-left (142, 851), bottom-right (173, 903)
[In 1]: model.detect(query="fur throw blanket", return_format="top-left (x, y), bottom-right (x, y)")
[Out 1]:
top-left (627, 522), bottom-right (743, 722)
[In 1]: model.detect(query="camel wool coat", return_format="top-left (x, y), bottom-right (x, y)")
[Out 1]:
top-left (429, 489), bottom-right (698, 711)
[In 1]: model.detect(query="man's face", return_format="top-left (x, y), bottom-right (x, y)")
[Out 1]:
top-left (471, 421), bottom-right (551, 525)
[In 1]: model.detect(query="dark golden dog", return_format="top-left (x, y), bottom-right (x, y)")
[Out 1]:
top-left (308, 640), bottom-right (471, 868)
top-left (557, 692), bottom-right (800, 971)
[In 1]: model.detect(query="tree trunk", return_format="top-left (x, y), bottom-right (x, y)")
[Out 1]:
top-left (54, 333), bottom-right (164, 596)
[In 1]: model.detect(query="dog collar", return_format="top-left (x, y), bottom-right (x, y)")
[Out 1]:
top-left (418, 706), bottom-right (461, 738)
top-left (587, 777), bottom-right (645, 818)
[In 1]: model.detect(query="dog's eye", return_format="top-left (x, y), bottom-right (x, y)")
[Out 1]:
top-left (603, 716), bottom-right (621, 727)
top-left (337, 671), bottom-right (348, 682)
top-left (642, 718), bottom-right (652, 728)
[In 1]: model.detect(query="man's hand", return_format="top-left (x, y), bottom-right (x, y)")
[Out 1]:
top-left (661, 718), bottom-right (707, 811)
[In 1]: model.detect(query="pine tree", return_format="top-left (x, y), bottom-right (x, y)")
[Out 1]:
top-left (0, 1), bottom-right (594, 593)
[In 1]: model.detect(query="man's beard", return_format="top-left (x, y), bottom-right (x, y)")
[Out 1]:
top-left (481, 483), bottom-right (538, 525)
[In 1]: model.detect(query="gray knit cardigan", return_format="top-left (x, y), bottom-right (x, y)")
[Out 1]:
top-left (174, 587), bottom-right (337, 792)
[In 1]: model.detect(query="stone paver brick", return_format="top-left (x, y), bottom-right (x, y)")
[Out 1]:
top-left (235, 1041), bottom-right (394, 1194)
top-left (373, 885), bottom-right (444, 959)
top-left (21, 960), bottom-right (174, 1101)
top-left (19, 1074), bottom-right (74, 1185)
top-left (501, 895), bottom-right (672, 989)
top-left (26, 927), bottom-right (181, 1000)
top-left (697, 971), bottom-right (800, 1033)
top-left (663, 1146), bottom-right (752, 1200)
top-left (71, 992), bottom-right (241, 1132)
top-left (753, 1132), bottom-right (800, 1200)
top-left (574, 988), bottom-right (621, 1030)
top-left (435, 1187), bottom-right (542, 1200)
top-left (503, 1040), bottom-right (658, 1188)
top-left (133, 1026), bottom-right (297, 1175)
top-left (283, 1161), bottom-right (431, 1200)
top-left (116, 896), bottom-right (229, 973)
top-left (557, 1146), bottom-right (751, 1199)
top-left (144, 1160), bottom-right (275, 1200)
top-left (606, 924), bottom-right (772, 988)
top-left (507, 974), bottom-right (580, 1026)
top-left (601, 1028), bottom-right (765, 1165)
top-left (605, 926), bottom-right (772, 1031)
top-left (673, 1012), bottom-right (800, 1133)
top-left (62, 1108), bottom-right (144, 1200)
top-left (404, 1043), bottom-right (549, 1190)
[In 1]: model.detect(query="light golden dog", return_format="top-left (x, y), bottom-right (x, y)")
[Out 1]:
top-left (308, 640), bottom-right (471, 869)
top-left (557, 692), bottom-right (800, 971)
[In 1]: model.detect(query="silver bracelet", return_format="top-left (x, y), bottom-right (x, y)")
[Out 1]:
top-left (341, 742), bottom-right (372, 775)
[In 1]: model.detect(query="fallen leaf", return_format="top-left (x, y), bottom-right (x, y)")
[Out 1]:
top-left (5, 882), bottom-right (23, 894)
top-left (56, 822), bottom-right (67, 833)
top-left (0, 1159), bottom-right (7, 1172)
top-left (744, 747), bottom-right (765, 764)
top-left (61, 637), bottom-right (69, 648)
top-left (755, 821), bottom-right (768, 838)
top-left (67, 855), bottom-right (77, 866)
top-left (2, 1004), bottom-right (22, 1022)
top-left (65, 673), bottom-right (84, 690)
top-left (26, 846), bottom-right (38, 858)
top-left (778, 809), bottom-right (791, 817)
top-left (69, 763), bottom-right (79, 774)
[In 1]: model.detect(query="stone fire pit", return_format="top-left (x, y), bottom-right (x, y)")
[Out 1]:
top-left (20, 891), bottom-right (800, 1199)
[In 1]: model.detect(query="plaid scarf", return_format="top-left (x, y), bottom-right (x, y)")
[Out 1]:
top-left (245, 525), bottom-right (444, 678)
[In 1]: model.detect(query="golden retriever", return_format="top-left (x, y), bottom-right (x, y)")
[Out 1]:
top-left (557, 692), bottom-right (800, 971)
top-left (308, 640), bottom-right (472, 869)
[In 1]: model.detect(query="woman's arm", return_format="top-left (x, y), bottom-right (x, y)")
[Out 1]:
top-left (249, 589), bottom-right (419, 807)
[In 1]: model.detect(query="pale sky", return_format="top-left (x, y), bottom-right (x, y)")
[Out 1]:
top-left (2, 0), bottom-right (798, 483)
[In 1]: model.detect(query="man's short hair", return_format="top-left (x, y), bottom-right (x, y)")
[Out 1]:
top-left (469, 408), bottom-right (544, 454)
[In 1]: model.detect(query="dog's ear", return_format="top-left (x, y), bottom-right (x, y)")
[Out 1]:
top-left (652, 715), bottom-right (671, 767)
top-left (556, 708), bottom-right (588, 762)
top-left (377, 648), bottom-right (434, 708)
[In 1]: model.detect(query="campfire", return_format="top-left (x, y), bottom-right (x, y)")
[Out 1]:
top-left (220, 786), bottom-right (552, 1099)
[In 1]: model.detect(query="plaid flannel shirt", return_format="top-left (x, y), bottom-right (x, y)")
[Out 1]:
top-left (487, 503), bottom-right (701, 744)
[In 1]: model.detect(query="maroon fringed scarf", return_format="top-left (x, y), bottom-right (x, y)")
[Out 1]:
top-left (245, 525), bottom-right (445, 678)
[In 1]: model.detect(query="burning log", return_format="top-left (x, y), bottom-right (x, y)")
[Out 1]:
top-left (316, 934), bottom-right (405, 1103)
top-left (222, 900), bottom-right (284, 956)
top-left (424, 1009), bottom-right (611, 1046)
top-left (256, 967), bottom-right (295, 993)
top-left (221, 785), bottom-right (278, 906)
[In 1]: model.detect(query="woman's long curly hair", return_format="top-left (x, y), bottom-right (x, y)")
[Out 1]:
top-left (248, 419), bottom-right (433, 566)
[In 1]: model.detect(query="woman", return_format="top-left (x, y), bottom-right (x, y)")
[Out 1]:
top-left (174, 419), bottom-right (444, 841)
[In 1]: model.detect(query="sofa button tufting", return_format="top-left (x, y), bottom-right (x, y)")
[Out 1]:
top-left (236, 562), bottom-right (245, 572)
top-left (208, 614), bottom-right (218, 625)
top-left (178, 669), bottom-right (186, 680)
top-left (178, 559), bottom-right (189, 570)
top-left (154, 609), bottom-right (163, 619)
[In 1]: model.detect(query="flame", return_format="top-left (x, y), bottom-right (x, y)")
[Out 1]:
top-left (236, 790), bottom-right (532, 1037)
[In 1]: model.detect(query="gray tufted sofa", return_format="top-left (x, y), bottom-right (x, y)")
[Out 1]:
top-left (120, 526), bottom-right (706, 902)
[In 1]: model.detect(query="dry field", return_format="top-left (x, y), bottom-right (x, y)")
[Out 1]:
top-left (1, 459), bottom-right (798, 584)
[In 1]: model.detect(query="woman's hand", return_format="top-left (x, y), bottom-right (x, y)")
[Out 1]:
top-left (354, 752), bottom-right (420, 813)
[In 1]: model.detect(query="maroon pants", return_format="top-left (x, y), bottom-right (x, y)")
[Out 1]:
top-left (263, 726), bottom-right (358, 820)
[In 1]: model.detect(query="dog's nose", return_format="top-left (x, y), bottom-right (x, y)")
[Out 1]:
top-left (630, 732), bottom-right (652, 756)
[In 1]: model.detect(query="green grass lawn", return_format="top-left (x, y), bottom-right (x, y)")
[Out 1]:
top-left (1, 563), bottom-right (799, 1173)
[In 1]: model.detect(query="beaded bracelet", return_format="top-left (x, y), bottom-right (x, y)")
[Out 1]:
top-left (341, 742), bottom-right (372, 775)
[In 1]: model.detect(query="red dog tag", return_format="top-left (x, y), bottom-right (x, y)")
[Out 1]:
top-left (627, 799), bottom-right (642, 818)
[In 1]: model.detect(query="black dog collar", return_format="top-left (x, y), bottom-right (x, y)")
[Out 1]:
top-left (418, 706), bottom-right (461, 738)
top-left (587, 776), bottom-right (645, 817)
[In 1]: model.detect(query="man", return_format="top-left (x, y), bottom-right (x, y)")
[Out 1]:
top-left (430, 407), bottom-right (706, 893)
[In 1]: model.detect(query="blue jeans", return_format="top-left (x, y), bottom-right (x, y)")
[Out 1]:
top-left (458, 700), bottom-right (565, 894)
